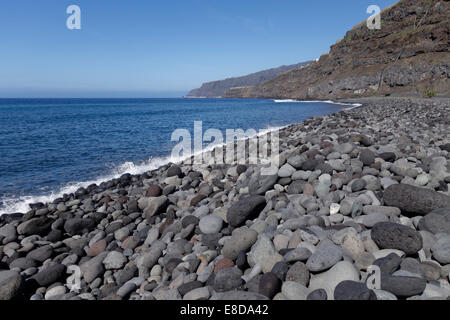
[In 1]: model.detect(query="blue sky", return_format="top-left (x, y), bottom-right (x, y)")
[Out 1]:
top-left (0, 0), bottom-right (398, 98)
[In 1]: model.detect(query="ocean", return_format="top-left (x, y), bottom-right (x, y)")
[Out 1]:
top-left (0, 98), bottom-right (355, 214)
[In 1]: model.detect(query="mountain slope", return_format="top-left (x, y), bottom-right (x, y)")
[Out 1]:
top-left (185, 61), bottom-right (311, 98)
top-left (225, 0), bottom-right (449, 99)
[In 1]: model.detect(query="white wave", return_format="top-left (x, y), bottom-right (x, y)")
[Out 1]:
top-left (0, 125), bottom-right (285, 216)
top-left (0, 154), bottom-right (185, 215)
top-left (273, 99), bottom-right (362, 109)
top-left (273, 99), bottom-right (299, 103)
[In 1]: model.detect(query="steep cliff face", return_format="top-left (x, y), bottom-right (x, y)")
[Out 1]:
top-left (225, 0), bottom-right (449, 99)
top-left (185, 61), bottom-right (311, 97)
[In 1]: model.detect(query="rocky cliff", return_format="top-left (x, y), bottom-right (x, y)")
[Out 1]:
top-left (225, 0), bottom-right (449, 100)
top-left (185, 62), bottom-right (311, 98)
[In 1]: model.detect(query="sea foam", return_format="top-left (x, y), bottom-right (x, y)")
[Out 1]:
top-left (0, 125), bottom-right (284, 215)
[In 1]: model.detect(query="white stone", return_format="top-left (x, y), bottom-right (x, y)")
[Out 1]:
top-left (330, 203), bottom-right (341, 215)
top-left (281, 281), bottom-right (310, 300)
top-left (309, 261), bottom-right (359, 300)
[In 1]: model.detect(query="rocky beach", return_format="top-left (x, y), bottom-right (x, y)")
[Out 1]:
top-left (1, 96), bottom-right (450, 301)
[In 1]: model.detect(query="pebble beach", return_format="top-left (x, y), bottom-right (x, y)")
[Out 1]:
top-left (1, 96), bottom-right (450, 301)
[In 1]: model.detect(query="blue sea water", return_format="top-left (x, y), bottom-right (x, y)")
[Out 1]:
top-left (0, 98), bottom-right (355, 214)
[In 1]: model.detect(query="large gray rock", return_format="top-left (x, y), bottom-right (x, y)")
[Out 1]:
top-left (26, 245), bottom-right (53, 262)
top-left (227, 195), bottom-right (266, 227)
top-left (80, 252), bottom-right (108, 283)
top-left (64, 218), bottom-right (96, 236)
top-left (432, 237), bottom-right (450, 264)
top-left (334, 281), bottom-right (377, 300)
top-left (17, 217), bottom-right (53, 236)
top-left (214, 267), bottom-right (243, 292)
top-left (371, 222), bottom-right (423, 255)
top-left (215, 291), bottom-right (269, 300)
top-left (359, 149), bottom-right (375, 166)
top-left (307, 289), bottom-right (328, 300)
top-left (309, 261), bottom-right (360, 300)
top-left (30, 263), bottom-right (67, 287)
top-left (249, 172), bottom-right (278, 195)
top-left (281, 281), bottom-right (310, 300)
top-left (199, 215), bottom-right (223, 234)
top-left (248, 235), bottom-right (283, 273)
top-left (144, 196), bottom-right (169, 218)
top-left (306, 240), bottom-right (342, 272)
top-left (419, 207), bottom-right (450, 234)
top-left (103, 251), bottom-right (127, 270)
top-left (285, 262), bottom-right (310, 286)
top-left (0, 271), bottom-right (24, 300)
top-left (222, 227), bottom-right (258, 260)
top-left (283, 247), bottom-right (312, 263)
top-left (383, 184), bottom-right (450, 216)
top-left (380, 275), bottom-right (426, 297)
top-left (0, 223), bottom-right (17, 244)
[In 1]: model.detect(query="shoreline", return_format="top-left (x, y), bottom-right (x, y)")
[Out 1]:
top-left (0, 99), bottom-right (353, 216)
top-left (0, 96), bottom-right (445, 217)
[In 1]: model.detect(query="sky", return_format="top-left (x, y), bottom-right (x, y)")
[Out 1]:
top-left (0, 0), bottom-right (398, 98)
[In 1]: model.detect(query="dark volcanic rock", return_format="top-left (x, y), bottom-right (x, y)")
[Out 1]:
top-left (0, 270), bottom-right (24, 300)
top-left (0, 213), bottom-right (23, 225)
top-left (271, 261), bottom-right (290, 281)
top-left (17, 217), bottom-right (53, 236)
top-left (307, 289), bottom-right (328, 300)
top-left (439, 143), bottom-right (450, 152)
top-left (64, 218), bottom-right (96, 236)
top-left (249, 173), bottom-right (278, 196)
top-left (371, 222), bottom-right (422, 255)
top-left (236, 251), bottom-right (248, 270)
top-left (383, 184), bottom-right (450, 216)
top-left (381, 275), bottom-right (426, 297)
top-left (236, 165), bottom-right (248, 175)
top-left (334, 281), bottom-right (377, 300)
top-left (359, 149), bottom-right (375, 166)
top-left (9, 257), bottom-right (38, 270)
top-left (227, 195), bottom-right (266, 227)
top-left (258, 272), bottom-right (281, 299)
